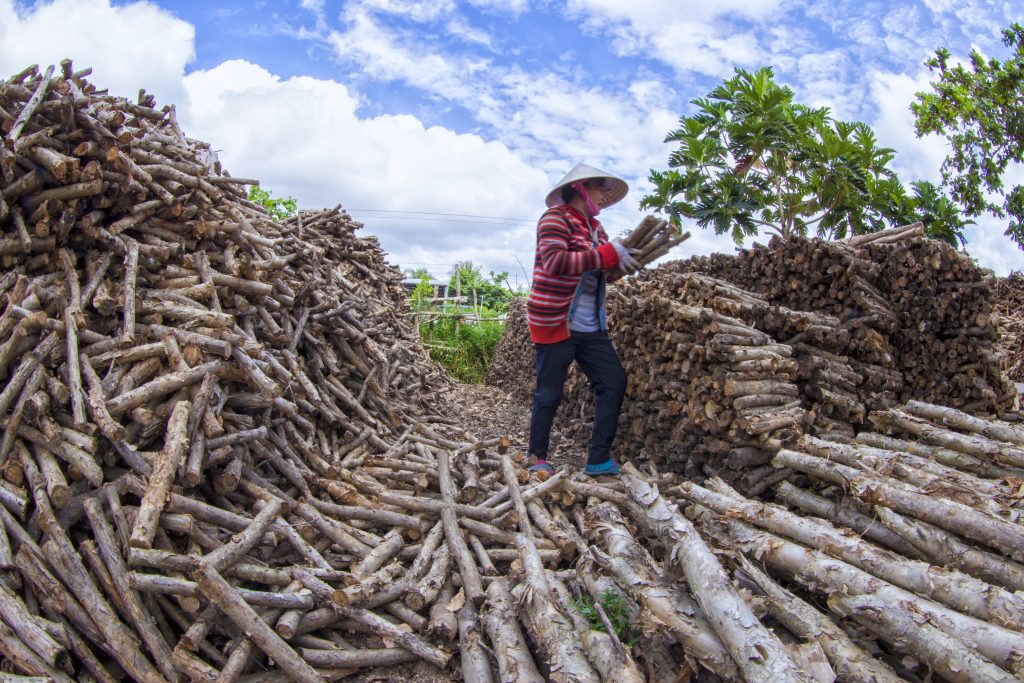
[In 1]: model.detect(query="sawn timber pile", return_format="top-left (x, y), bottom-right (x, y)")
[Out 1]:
top-left (5, 62), bottom-right (1024, 683)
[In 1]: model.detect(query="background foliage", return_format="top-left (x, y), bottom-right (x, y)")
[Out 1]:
top-left (641, 67), bottom-right (971, 246)
top-left (912, 23), bottom-right (1024, 250)
top-left (248, 185), bottom-right (298, 221)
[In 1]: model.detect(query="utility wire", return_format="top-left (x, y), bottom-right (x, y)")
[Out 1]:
top-left (348, 208), bottom-right (534, 222)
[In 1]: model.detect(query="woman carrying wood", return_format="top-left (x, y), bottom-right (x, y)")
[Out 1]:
top-left (526, 162), bottom-right (641, 477)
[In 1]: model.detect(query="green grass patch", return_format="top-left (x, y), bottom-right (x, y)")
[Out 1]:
top-left (419, 315), bottom-right (504, 384)
top-left (572, 588), bottom-right (640, 646)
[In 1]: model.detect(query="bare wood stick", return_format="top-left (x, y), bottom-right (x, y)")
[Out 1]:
top-left (0, 366), bottom-right (44, 468)
top-left (130, 400), bottom-right (191, 549)
top-left (82, 497), bottom-right (178, 682)
top-left (203, 497), bottom-right (284, 572)
top-left (6, 65), bottom-right (54, 142)
top-left (79, 352), bottom-right (127, 441)
top-left (106, 361), bottom-right (226, 416)
top-left (120, 240), bottom-right (140, 345)
top-left (0, 581), bottom-right (68, 672)
top-left (0, 332), bottom-right (59, 425)
top-left (292, 568), bottom-right (451, 669)
top-left (437, 449), bottom-right (485, 606)
top-left (193, 561), bottom-right (322, 683)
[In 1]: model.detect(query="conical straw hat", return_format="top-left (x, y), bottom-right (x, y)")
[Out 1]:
top-left (545, 162), bottom-right (629, 209)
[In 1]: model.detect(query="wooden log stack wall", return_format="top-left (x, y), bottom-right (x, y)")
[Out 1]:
top-left (994, 271), bottom-right (1024, 384)
top-left (483, 297), bottom-right (531, 403)
top-left (681, 227), bottom-right (1014, 412)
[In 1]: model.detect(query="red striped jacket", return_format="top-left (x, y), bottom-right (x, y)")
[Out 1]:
top-left (527, 205), bottom-right (621, 343)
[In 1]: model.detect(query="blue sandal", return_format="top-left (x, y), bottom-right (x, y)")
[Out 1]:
top-left (584, 459), bottom-right (620, 476)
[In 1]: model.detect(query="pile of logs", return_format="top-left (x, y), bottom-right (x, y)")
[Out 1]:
top-left (6, 60), bottom-right (1024, 683)
top-left (484, 297), bottom-right (530, 403)
top-left (994, 272), bottom-right (1024, 383)
top-left (488, 223), bottom-right (1018, 478)
top-left (681, 224), bottom-right (1015, 412)
top-left (671, 401), bottom-right (1024, 683)
top-left (490, 273), bottom-right (810, 484)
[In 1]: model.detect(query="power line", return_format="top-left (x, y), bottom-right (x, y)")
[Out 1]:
top-left (348, 208), bottom-right (534, 222)
top-left (399, 262), bottom-right (528, 270)
top-left (349, 215), bottom-right (533, 226)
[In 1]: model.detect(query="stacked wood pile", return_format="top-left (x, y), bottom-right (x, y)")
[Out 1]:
top-left (661, 272), bottom-right (872, 439)
top-left (681, 225), bottom-right (1014, 412)
top-left (484, 297), bottom-right (530, 403)
top-left (668, 400), bottom-right (1024, 683)
top-left (869, 238), bottom-right (1009, 412)
top-left (490, 275), bottom-right (810, 484)
top-left (994, 272), bottom-right (1024, 383)
top-left (487, 224), bottom-right (1017, 479)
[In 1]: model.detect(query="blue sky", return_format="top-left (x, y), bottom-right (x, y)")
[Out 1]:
top-left (2, 0), bottom-right (1023, 280)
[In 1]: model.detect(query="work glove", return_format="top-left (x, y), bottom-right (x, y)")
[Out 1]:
top-left (611, 238), bottom-right (642, 274)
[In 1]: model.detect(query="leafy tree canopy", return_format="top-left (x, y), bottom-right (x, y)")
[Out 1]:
top-left (248, 186), bottom-right (298, 222)
top-left (448, 261), bottom-right (515, 312)
top-left (912, 23), bottom-right (1024, 250)
top-left (642, 67), bottom-right (970, 246)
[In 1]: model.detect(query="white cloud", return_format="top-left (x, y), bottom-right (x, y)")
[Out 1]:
top-left (328, 6), bottom-right (489, 102)
top-left (0, 0), bottom-right (194, 108)
top-left (467, 0), bottom-right (530, 15)
top-left (867, 69), bottom-right (947, 184)
top-left (2, 0), bottom-right (1022, 278)
top-left (181, 60), bottom-right (550, 271)
top-left (358, 0), bottom-right (456, 22)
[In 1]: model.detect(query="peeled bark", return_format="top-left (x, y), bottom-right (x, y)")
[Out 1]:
top-left (874, 506), bottom-right (1024, 593)
top-left (512, 532), bottom-right (598, 683)
top-left (737, 555), bottom-right (903, 683)
top-left (774, 448), bottom-right (1024, 561)
top-left (702, 512), bottom-right (1024, 674)
top-left (481, 578), bottom-right (543, 683)
top-left (581, 501), bottom-right (740, 681)
top-left (620, 464), bottom-right (810, 683)
top-left (830, 592), bottom-right (1019, 683)
top-left (681, 477), bottom-right (1024, 630)
top-left (456, 595), bottom-right (495, 683)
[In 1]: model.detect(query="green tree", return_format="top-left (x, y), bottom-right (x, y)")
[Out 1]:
top-left (642, 67), bottom-right (967, 245)
top-left (912, 23), bottom-right (1024, 249)
top-left (448, 261), bottom-right (513, 312)
top-left (248, 185), bottom-right (298, 221)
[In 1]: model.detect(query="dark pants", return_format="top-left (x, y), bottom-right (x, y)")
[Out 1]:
top-left (528, 330), bottom-right (627, 465)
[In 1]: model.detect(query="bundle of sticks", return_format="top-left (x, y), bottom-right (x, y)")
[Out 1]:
top-left (618, 215), bottom-right (690, 268)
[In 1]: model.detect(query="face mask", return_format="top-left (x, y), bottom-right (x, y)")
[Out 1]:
top-left (571, 181), bottom-right (601, 217)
